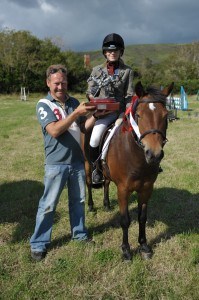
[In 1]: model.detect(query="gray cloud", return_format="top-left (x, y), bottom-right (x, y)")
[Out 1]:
top-left (0, 0), bottom-right (198, 51)
top-left (8, 0), bottom-right (40, 8)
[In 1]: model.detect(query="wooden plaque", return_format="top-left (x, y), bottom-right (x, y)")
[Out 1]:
top-left (85, 98), bottom-right (120, 111)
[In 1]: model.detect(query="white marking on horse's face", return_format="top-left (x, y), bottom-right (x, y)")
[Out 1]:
top-left (149, 103), bottom-right (156, 111)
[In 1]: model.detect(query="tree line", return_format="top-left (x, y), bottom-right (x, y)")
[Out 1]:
top-left (0, 28), bottom-right (90, 94)
top-left (0, 28), bottom-right (198, 94)
top-left (135, 41), bottom-right (199, 94)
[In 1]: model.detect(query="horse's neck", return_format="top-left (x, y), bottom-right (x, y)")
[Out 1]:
top-left (114, 127), bottom-right (140, 154)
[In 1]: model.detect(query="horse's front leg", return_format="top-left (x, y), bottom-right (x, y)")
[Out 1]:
top-left (103, 178), bottom-right (111, 210)
top-left (137, 190), bottom-right (153, 259)
top-left (118, 187), bottom-right (132, 260)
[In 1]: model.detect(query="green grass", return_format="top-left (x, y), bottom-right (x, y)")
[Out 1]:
top-left (0, 94), bottom-right (199, 299)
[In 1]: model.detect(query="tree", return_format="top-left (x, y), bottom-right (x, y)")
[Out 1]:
top-left (137, 42), bottom-right (199, 94)
top-left (63, 51), bottom-right (90, 93)
top-left (0, 28), bottom-right (90, 93)
top-left (0, 28), bottom-right (42, 92)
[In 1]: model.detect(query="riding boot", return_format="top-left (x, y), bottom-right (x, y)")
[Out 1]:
top-left (89, 146), bottom-right (104, 184)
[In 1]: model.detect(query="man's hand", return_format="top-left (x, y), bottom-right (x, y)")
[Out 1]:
top-left (76, 102), bottom-right (96, 117)
top-left (46, 102), bottom-right (95, 138)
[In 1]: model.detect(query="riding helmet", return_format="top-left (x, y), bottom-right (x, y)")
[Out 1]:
top-left (102, 33), bottom-right (125, 56)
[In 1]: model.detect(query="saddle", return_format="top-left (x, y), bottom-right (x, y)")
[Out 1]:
top-left (97, 122), bottom-right (117, 180)
top-left (99, 123), bottom-right (114, 154)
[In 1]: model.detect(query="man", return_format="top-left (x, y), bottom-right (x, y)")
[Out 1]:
top-left (30, 64), bottom-right (96, 261)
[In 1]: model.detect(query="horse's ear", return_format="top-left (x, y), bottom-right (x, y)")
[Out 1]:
top-left (135, 81), bottom-right (145, 98)
top-left (162, 82), bottom-right (174, 97)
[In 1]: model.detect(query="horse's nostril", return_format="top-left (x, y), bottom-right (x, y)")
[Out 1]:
top-left (145, 149), bottom-right (153, 160)
top-left (145, 149), bottom-right (164, 164)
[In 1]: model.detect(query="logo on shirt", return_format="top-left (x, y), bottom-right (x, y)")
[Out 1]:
top-left (53, 108), bottom-right (62, 120)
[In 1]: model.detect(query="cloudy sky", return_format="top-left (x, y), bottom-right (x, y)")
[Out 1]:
top-left (0, 0), bottom-right (198, 51)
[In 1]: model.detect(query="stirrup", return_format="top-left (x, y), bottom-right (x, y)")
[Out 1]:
top-left (92, 168), bottom-right (104, 184)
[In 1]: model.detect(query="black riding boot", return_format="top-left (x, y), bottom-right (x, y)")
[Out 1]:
top-left (89, 146), bottom-right (104, 184)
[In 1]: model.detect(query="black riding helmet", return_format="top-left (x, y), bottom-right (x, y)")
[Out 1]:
top-left (102, 33), bottom-right (125, 56)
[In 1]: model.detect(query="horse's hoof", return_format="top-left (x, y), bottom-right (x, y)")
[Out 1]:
top-left (104, 205), bottom-right (111, 212)
top-left (88, 206), bottom-right (96, 213)
top-left (139, 244), bottom-right (153, 260)
top-left (122, 251), bottom-right (132, 261)
top-left (121, 245), bottom-right (132, 260)
top-left (140, 251), bottom-right (152, 260)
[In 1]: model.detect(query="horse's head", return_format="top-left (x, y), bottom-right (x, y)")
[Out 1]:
top-left (134, 81), bottom-right (174, 165)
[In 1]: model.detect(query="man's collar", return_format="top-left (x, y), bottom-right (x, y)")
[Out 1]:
top-left (46, 92), bottom-right (69, 102)
top-left (46, 92), bottom-right (54, 101)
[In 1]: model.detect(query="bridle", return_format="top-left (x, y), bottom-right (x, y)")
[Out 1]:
top-left (128, 98), bottom-right (168, 148)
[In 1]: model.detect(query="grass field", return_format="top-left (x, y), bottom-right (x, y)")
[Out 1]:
top-left (0, 93), bottom-right (199, 299)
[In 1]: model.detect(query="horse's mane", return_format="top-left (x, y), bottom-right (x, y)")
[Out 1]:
top-left (145, 87), bottom-right (167, 105)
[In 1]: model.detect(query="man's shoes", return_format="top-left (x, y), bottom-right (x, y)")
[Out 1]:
top-left (92, 168), bottom-right (104, 184)
top-left (31, 251), bottom-right (47, 261)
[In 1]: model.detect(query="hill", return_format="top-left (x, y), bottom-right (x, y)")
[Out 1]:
top-left (82, 43), bottom-right (183, 68)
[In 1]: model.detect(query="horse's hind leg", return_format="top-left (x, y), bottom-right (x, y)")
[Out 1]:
top-left (137, 190), bottom-right (153, 259)
top-left (87, 183), bottom-right (94, 212)
top-left (85, 160), bottom-right (94, 212)
top-left (118, 188), bottom-right (132, 260)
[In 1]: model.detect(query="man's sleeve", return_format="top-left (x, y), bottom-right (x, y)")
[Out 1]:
top-left (36, 101), bottom-right (57, 129)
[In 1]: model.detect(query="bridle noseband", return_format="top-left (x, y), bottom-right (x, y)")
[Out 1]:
top-left (139, 129), bottom-right (167, 145)
top-left (129, 98), bottom-right (168, 148)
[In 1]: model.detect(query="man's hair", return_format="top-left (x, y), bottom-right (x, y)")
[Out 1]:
top-left (46, 64), bottom-right (67, 79)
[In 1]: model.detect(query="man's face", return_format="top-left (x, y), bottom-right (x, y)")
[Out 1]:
top-left (47, 72), bottom-right (68, 102)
